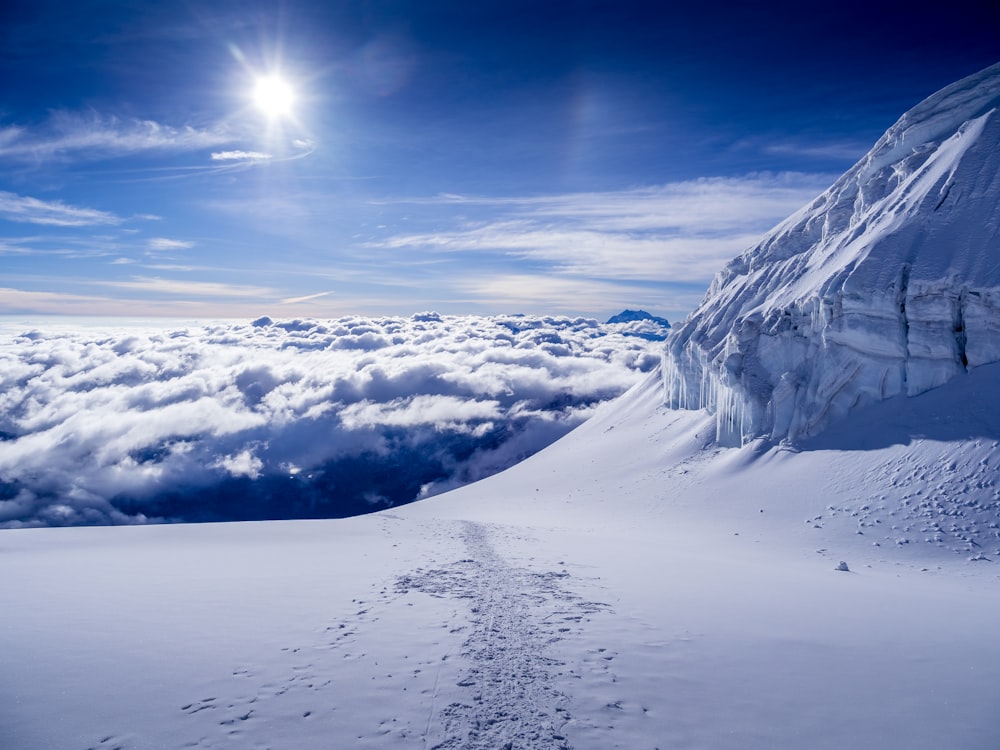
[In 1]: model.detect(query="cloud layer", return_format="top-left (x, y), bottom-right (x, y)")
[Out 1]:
top-left (0, 313), bottom-right (668, 527)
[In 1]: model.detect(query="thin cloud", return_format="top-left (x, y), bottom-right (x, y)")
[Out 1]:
top-left (0, 237), bottom-right (42, 255)
top-left (100, 276), bottom-right (276, 298)
top-left (0, 191), bottom-right (122, 226)
top-left (148, 237), bottom-right (194, 251)
top-left (0, 287), bottom-right (275, 317)
top-left (368, 173), bottom-right (834, 285)
top-left (211, 150), bottom-right (273, 162)
top-left (0, 111), bottom-right (234, 162)
top-left (379, 224), bottom-right (769, 283)
top-left (281, 291), bottom-right (333, 304)
top-left (0, 287), bottom-right (121, 311)
top-left (456, 273), bottom-right (704, 315)
top-left (763, 141), bottom-right (869, 162)
top-left (387, 174), bottom-right (832, 232)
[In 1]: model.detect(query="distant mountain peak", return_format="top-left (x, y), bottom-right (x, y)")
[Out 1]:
top-left (606, 309), bottom-right (671, 327)
top-left (605, 309), bottom-right (671, 341)
top-left (664, 62), bottom-right (1000, 446)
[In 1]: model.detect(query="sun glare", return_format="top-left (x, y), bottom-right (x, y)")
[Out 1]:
top-left (253, 75), bottom-right (294, 118)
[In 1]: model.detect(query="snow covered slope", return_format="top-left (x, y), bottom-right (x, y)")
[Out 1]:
top-left (664, 62), bottom-right (1000, 445)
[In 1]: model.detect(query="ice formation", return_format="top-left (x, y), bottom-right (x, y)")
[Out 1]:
top-left (664, 62), bottom-right (1000, 446)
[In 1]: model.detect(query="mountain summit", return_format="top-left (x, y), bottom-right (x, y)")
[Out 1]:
top-left (664, 63), bottom-right (1000, 446)
top-left (606, 309), bottom-right (671, 327)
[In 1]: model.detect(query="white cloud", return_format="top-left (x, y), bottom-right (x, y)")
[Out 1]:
top-left (0, 287), bottom-right (183, 316)
top-left (369, 173), bottom-right (834, 284)
top-left (0, 111), bottom-right (233, 162)
top-left (0, 191), bottom-right (122, 226)
top-left (214, 449), bottom-right (264, 479)
top-left (0, 286), bottom-right (301, 318)
top-left (100, 276), bottom-right (276, 298)
top-left (763, 141), bottom-right (869, 161)
top-left (0, 314), bottom-right (670, 527)
top-left (340, 395), bottom-right (501, 431)
top-left (144, 264), bottom-right (197, 271)
top-left (211, 150), bottom-right (272, 162)
top-left (402, 175), bottom-right (832, 232)
top-left (281, 291), bottom-right (333, 305)
top-left (148, 237), bottom-right (194, 251)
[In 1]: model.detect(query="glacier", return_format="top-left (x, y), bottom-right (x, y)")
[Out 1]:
top-left (663, 62), bottom-right (1000, 446)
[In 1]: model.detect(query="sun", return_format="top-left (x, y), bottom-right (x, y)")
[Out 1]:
top-left (252, 75), bottom-right (295, 118)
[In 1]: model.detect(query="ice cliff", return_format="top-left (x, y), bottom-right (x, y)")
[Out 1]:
top-left (663, 63), bottom-right (1000, 446)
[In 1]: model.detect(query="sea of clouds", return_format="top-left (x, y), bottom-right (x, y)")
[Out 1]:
top-left (0, 312), bottom-right (668, 527)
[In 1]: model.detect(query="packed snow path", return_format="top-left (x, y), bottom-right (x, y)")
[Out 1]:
top-left (399, 521), bottom-right (610, 749)
top-left (69, 517), bottom-right (618, 750)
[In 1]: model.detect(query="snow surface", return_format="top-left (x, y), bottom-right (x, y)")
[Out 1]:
top-left (664, 62), bottom-right (1000, 446)
top-left (3, 365), bottom-right (1000, 750)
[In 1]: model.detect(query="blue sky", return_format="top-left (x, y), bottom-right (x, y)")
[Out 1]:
top-left (2, 0), bottom-right (998, 322)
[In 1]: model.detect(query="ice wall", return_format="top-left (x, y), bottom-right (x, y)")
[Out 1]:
top-left (663, 63), bottom-right (1000, 446)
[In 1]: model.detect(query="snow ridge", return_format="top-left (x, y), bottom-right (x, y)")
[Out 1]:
top-left (664, 62), bottom-right (1000, 445)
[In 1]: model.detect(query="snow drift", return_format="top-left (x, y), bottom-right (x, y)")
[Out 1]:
top-left (664, 62), bottom-right (1000, 445)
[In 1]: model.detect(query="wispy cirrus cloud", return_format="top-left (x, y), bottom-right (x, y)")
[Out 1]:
top-left (0, 287), bottom-right (123, 312)
top-left (0, 286), bottom-right (284, 318)
top-left (148, 237), bottom-right (194, 251)
top-left (143, 263), bottom-right (197, 272)
top-left (0, 111), bottom-right (234, 162)
top-left (369, 173), bottom-right (834, 285)
top-left (100, 276), bottom-right (276, 299)
top-left (211, 150), bottom-right (272, 162)
top-left (281, 291), bottom-right (334, 305)
top-left (0, 191), bottom-right (122, 226)
top-left (453, 273), bottom-right (706, 315)
top-left (762, 141), bottom-right (869, 162)
top-left (378, 221), bottom-right (770, 283)
top-left (392, 174), bottom-right (831, 231)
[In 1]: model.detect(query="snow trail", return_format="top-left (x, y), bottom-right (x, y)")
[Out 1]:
top-left (397, 521), bottom-right (611, 749)
top-left (73, 516), bottom-right (619, 750)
